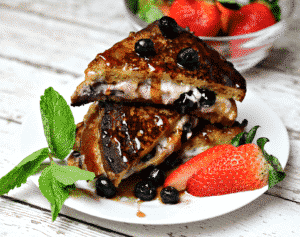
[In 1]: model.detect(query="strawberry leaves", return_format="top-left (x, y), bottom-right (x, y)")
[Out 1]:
top-left (231, 125), bottom-right (259, 147)
top-left (232, 125), bottom-right (286, 189)
top-left (257, 137), bottom-right (286, 189)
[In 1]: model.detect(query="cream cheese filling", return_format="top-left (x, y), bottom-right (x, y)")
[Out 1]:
top-left (93, 78), bottom-right (232, 115)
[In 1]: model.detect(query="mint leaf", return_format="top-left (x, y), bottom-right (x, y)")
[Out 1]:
top-left (257, 137), bottom-right (286, 189)
top-left (54, 166), bottom-right (95, 186)
top-left (39, 161), bottom-right (95, 221)
top-left (0, 148), bottom-right (49, 196)
top-left (40, 87), bottom-right (76, 160)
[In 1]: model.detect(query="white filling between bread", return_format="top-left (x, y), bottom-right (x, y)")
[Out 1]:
top-left (96, 78), bottom-right (232, 115)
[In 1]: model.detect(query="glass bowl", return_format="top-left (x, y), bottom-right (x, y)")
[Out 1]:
top-left (123, 0), bottom-right (295, 72)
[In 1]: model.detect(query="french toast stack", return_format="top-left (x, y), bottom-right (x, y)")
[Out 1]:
top-left (67, 17), bottom-right (247, 186)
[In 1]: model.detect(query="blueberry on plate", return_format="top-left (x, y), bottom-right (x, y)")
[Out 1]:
top-left (160, 186), bottom-right (180, 204)
top-left (95, 176), bottom-right (117, 199)
top-left (134, 180), bottom-right (157, 201)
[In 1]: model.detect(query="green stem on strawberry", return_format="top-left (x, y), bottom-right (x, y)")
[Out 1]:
top-left (231, 125), bottom-right (259, 147)
top-left (257, 137), bottom-right (286, 189)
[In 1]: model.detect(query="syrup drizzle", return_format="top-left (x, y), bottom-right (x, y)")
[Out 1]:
top-left (136, 200), bottom-right (146, 218)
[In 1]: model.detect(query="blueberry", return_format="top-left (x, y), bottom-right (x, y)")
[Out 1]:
top-left (158, 16), bottom-right (180, 39)
top-left (147, 167), bottom-right (165, 187)
top-left (197, 88), bottom-right (216, 108)
top-left (160, 186), bottom-right (179, 204)
top-left (95, 176), bottom-right (117, 199)
top-left (135, 39), bottom-right (156, 58)
top-left (177, 48), bottom-right (200, 71)
top-left (134, 180), bottom-right (157, 201)
top-left (174, 92), bottom-right (197, 114)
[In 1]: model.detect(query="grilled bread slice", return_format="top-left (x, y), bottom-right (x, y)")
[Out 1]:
top-left (71, 17), bottom-right (246, 126)
top-left (68, 101), bottom-right (188, 186)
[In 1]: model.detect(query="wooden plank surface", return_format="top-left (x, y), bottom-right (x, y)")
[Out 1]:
top-left (1, 0), bottom-right (300, 236)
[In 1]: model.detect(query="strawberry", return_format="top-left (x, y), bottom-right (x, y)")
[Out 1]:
top-left (164, 126), bottom-right (286, 195)
top-left (169, 0), bottom-right (221, 37)
top-left (164, 144), bottom-right (232, 191)
top-left (228, 0), bottom-right (278, 36)
top-left (187, 132), bottom-right (286, 197)
top-left (216, 1), bottom-right (240, 35)
top-left (190, 0), bottom-right (221, 37)
top-left (169, 0), bottom-right (197, 29)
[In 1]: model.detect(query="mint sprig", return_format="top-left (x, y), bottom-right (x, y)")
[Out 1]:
top-left (0, 87), bottom-right (95, 222)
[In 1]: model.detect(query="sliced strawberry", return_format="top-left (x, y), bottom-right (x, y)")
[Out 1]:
top-left (187, 136), bottom-right (286, 197)
top-left (163, 144), bottom-right (232, 191)
top-left (187, 143), bottom-right (269, 197)
top-left (164, 125), bottom-right (285, 194)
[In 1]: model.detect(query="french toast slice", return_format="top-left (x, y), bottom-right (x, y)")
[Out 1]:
top-left (68, 101), bottom-right (187, 186)
top-left (71, 17), bottom-right (246, 112)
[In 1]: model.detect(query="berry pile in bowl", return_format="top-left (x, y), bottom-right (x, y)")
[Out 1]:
top-left (124, 0), bottom-right (295, 72)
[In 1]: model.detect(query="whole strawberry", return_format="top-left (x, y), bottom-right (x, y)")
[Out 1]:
top-left (190, 0), bottom-right (221, 36)
top-left (169, 0), bottom-right (221, 37)
top-left (186, 128), bottom-right (286, 197)
top-left (229, 0), bottom-right (279, 36)
top-left (169, 0), bottom-right (197, 29)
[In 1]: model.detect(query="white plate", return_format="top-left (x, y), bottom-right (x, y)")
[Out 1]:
top-left (21, 80), bottom-right (289, 225)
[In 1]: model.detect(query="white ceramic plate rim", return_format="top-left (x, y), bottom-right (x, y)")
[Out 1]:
top-left (21, 80), bottom-right (289, 225)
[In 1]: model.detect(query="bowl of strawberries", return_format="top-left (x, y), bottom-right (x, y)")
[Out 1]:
top-left (124, 0), bottom-right (295, 72)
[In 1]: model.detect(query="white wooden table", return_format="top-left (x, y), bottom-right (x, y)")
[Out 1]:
top-left (1, 0), bottom-right (300, 236)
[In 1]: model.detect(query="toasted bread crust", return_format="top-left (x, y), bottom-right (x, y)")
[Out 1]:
top-left (71, 19), bottom-right (246, 107)
top-left (68, 101), bottom-right (182, 186)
